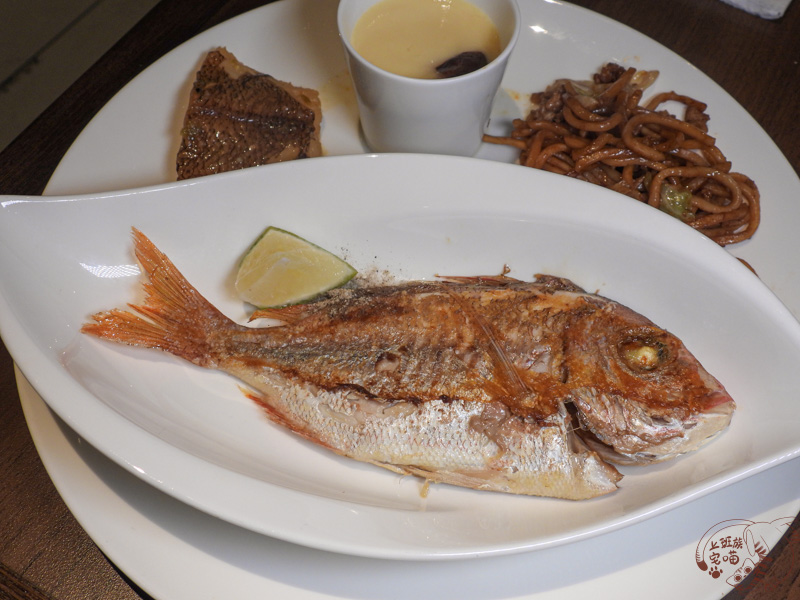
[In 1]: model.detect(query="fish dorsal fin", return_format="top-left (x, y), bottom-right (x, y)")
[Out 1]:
top-left (436, 265), bottom-right (522, 287)
top-left (533, 274), bottom-right (586, 294)
top-left (437, 271), bottom-right (586, 295)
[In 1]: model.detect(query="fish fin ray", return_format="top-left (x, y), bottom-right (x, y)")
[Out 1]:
top-left (81, 228), bottom-right (240, 366)
top-left (442, 288), bottom-right (532, 411)
top-left (436, 266), bottom-right (521, 286)
top-left (244, 387), bottom-right (337, 450)
top-left (248, 305), bottom-right (310, 324)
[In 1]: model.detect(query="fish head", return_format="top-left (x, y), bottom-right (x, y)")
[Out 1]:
top-left (562, 299), bottom-right (735, 465)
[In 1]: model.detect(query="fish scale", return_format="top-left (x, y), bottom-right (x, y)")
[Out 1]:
top-left (239, 365), bottom-right (603, 499)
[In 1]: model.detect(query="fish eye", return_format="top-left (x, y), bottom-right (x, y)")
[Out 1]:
top-left (618, 336), bottom-right (669, 372)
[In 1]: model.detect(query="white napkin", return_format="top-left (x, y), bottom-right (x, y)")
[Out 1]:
top-left (719, 0), bottom-right (793, 18)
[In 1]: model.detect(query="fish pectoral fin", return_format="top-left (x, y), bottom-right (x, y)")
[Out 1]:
top-left (441, 286), bottom-right (534, 410)
top-left (241, 385), bottom-right (338, 451)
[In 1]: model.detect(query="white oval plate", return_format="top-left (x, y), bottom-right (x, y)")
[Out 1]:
top-left (2, 153), bottom-right (800, 560)
top-left (8, 0), bottom-right (800, 563)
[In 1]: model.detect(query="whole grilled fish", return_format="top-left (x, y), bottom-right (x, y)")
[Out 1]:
top-left (81, 229), bottom-right (735, 500)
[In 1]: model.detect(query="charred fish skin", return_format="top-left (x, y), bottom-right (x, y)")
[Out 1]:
top-left (176, 48), bottom-right (322, 180)
top-left (561, 300), bottom-right (735, 464)
top-left (82, 229), bottom-right (734, 500)
top-left (242, 281), bottom-right (591, 419)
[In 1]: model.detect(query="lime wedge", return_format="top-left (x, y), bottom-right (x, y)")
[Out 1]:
top-left (235, 227), bottom-right (357, 308)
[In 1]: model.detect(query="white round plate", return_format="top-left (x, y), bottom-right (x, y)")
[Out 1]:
top-left (2, 0), bottom-right (799, 563)
top-left (19, 367), bottom-right (800, 600)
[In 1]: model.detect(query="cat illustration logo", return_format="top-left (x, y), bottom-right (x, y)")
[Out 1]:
top-left (726, 558), bottom-right (756, 586)
top-left (695, 517), bottom-right (793, 587)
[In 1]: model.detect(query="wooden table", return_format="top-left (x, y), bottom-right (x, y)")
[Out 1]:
top-left (0, 0), bottom-right (798, 598)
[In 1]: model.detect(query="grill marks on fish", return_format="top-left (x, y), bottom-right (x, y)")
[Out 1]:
top-left (81, 229), bottom-right (735, 500)
top-left (175, 48), bottom-right (322, 180)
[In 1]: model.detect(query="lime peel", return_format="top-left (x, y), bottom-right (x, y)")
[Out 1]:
top-left (235, 227), bottom-right (357, 308)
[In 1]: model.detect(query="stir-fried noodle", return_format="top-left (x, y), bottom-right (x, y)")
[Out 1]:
top-left (484, 64), bottom-right (760, 246)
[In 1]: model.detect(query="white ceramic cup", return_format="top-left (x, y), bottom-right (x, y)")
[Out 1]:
top-left (337, 0), bottom-right (520, 156)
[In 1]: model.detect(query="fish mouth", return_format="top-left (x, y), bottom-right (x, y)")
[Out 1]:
top-left (569, 394), bottom-right (736, 466)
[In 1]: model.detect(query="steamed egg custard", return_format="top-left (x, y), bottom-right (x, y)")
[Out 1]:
top-left (351, 0), bottom-right (502, 79)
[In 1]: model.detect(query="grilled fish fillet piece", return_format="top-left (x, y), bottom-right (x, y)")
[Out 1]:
top-left (176, 47), bottom-right (322, 180)
top-left (82, 230), bottom-right (735, 500)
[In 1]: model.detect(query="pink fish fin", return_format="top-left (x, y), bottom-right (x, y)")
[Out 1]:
top-left (442, 288), bottom-right (531, 405)
top-left (436, 265), bottom-right (521, 286)
top-left (248, 304), bottom-right (311, 324)
top-left (243, 387), bottom-right (336, 450)
top-left (81, 228), bottom-right (241, 367)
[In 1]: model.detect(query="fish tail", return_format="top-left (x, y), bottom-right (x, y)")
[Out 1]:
top-left (81, 228), bottom-right (238, 367)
